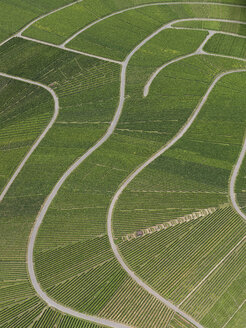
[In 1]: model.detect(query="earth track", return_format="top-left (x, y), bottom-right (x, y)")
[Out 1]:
top-left (0, 1), bottom-right (245, 327)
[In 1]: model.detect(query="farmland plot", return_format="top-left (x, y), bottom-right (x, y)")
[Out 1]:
top-left (204, 33), bottom-right (246, 58)
top-left (0, 78), bottom-right (53, 193)
top-left (23, 2), bottom-right (246, 48)
top-left (0, 0), bottom-right (75, 43)
top-left (0, 1), bottom-right (246, 327)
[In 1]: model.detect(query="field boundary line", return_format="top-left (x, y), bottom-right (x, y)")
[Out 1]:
top-left (107, 69), bottom-right (246, 328)
top-left (18, 35), bottom-right (122, 64)
top-left (0, 72), bottom-right (59, 202)
top-left (178, 236), bottom-right (246, 306)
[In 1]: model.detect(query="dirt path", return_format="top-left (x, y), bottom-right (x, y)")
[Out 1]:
top-left (0, 2), bottom-right (245, 327)
top-left (0, 72), bottom-right (59, 202)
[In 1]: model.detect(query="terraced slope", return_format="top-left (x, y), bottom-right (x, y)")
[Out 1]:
top-left (0, 1), bottom-right (245, 328)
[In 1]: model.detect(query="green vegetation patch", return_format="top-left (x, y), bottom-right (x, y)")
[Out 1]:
top-left (205, 33), bottom-right (246, 59)
top-left (0, 78), bottom-right (53, 193)
top-left (66, 4), bottom-right (246, 61)
top-left (0, 0), bottom-right (75, 43)
top-left (23, 1), bottom-right (246, 48)
top-left (173, 20), bottom-right (246, 36)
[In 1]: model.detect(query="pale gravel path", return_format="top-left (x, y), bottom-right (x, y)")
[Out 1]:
top-left (0, 1), bottom-right (245, 327)
top-left (144, 18), bottom-right (246, 97)
top-left (62, 2), bottom-right (246, 47)
top-left (0, 72), bottom-right (59, 202)
top-left (19, 35), bottom-right (122, 64)
top-left (107, 69), bottom-right (246, 328)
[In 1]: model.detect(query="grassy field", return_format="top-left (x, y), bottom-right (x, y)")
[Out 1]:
top-left (204, 33), bottom-right (246, 58)
top-left (32, 55), bottom-right (245, 328)
top-left (66, 4), bottom-right (246, 61)
top-left (0, 37), bottom-right (179, 328)
top-left (113, 63), bottom-right (246, 237)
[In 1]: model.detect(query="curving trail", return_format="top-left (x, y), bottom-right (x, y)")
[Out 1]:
top-left (0, 1), bottom-right (246, 327)
top-left (107, 69), bottom-right (246, 328)
top-left (143, 30), bottom-right (216, 97)
top-left (0, 72), bottom-right (59, 202)
top-left (62, 2), bottom-right (246, 48)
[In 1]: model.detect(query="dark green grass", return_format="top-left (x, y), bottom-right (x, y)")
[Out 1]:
top-left (205, 33), bottom-right (246, 58)
top-left (173, 20), bottom-right (246, 36)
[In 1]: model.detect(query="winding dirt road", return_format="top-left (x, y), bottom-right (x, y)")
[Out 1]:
top-left (0, 1), bottom-right (246, 327)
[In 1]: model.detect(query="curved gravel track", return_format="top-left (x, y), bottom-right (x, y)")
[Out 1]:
top-left (0, 72), bottom-right (59, 202)
top-left (0, 1), bottom-right (245, 327)
top-left (107, 69), bottom-right (246, 328)
top-left (143, 30), bottom-right (216, 97)
top-left (62, 2), bottom-right (246, 47)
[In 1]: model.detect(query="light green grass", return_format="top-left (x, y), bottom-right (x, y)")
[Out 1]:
top-left (173, 20), bottom-right (246, 36)
top-left (204, 33), bottom-right (246, 58)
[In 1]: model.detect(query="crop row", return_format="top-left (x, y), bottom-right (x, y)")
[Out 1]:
top-left (99, 277), bottom-right (173, 328)
top-left (0, 0), bottom-right (73, 43)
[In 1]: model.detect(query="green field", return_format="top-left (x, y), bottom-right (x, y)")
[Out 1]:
top-left (0, 0), bottom-right (246, 327)
top-left (204, 33), bottom-right (246, 58)
top-left (22, 1), bottom-right (246, 47)
top-left (0, 0), bottom-right (75, 43)
top-left (0, 78), bottom-right (53, 193)
top-left (173, 20), bottom-right (246, 36)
